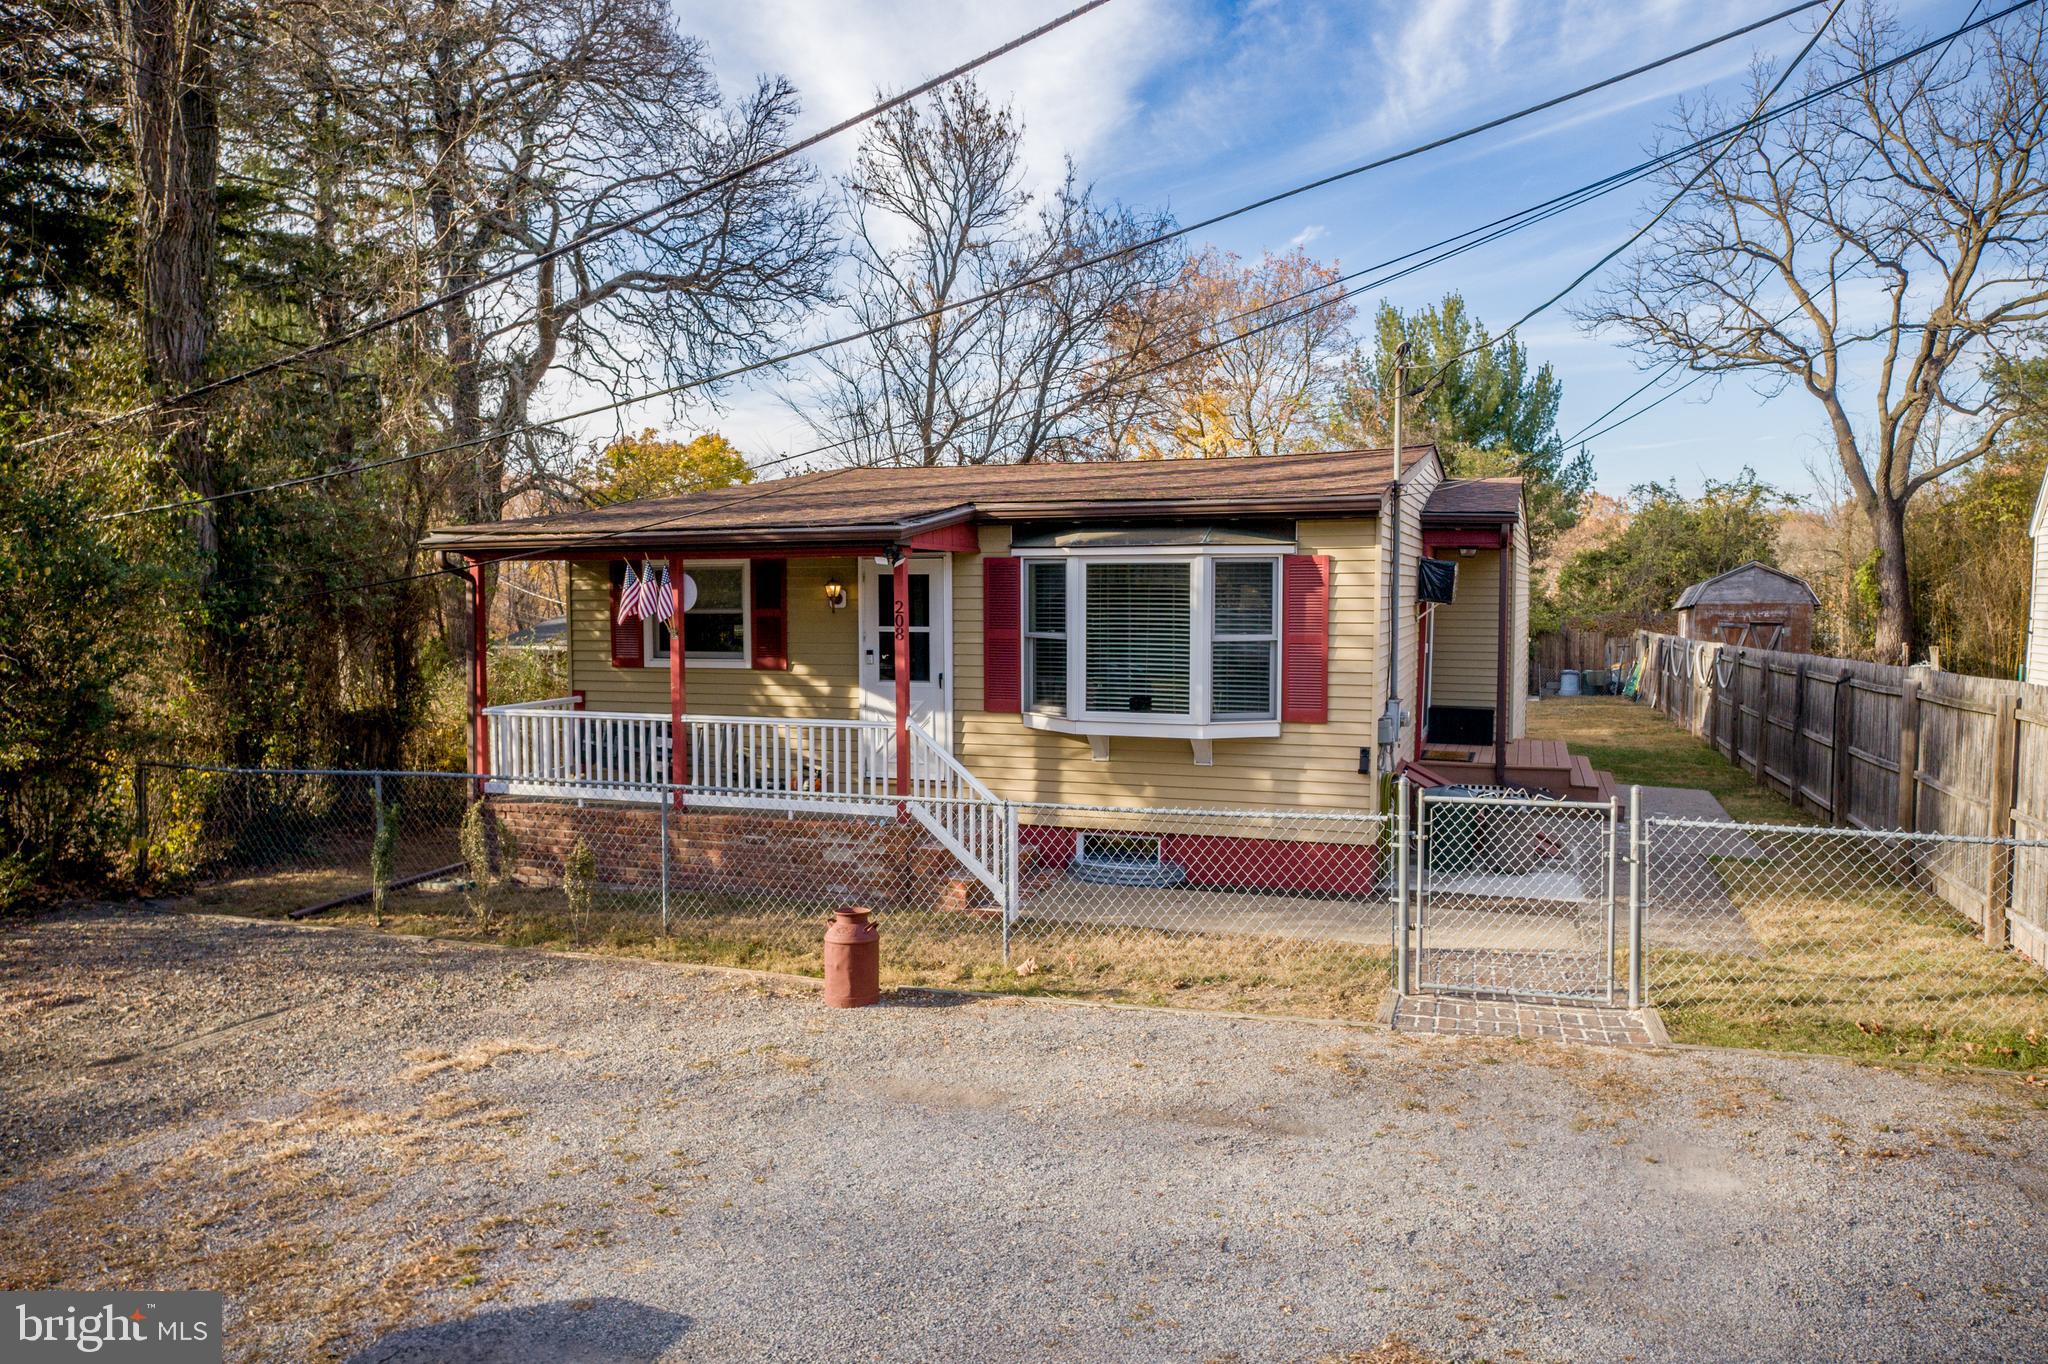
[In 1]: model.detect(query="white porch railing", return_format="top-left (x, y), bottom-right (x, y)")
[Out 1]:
top-left (484, 699), bottom-right (1015, 914)
top-left (484, 700), bottom-right (893, 814)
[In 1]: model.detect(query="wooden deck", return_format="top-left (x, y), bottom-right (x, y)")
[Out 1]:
top-left (1412, 737), bottom-right (1618, 802)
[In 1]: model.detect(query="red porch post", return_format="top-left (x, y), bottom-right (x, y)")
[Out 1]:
top-left (469, 557), bottom-right (489, 791)
top-left (669, 554), bottom-right (687, 806)
top-left (893, 554), bottom-right (911, 799)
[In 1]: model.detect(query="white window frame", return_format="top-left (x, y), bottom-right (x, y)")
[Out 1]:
top-left (644, 559), bottom-right (751, 669)
top-left (1209, 557), bottom-right (1280, 722)
top-left (1013, 547), bottom-right (1285, 741)
top-left (1023, 559), bottom-right (1069, 716)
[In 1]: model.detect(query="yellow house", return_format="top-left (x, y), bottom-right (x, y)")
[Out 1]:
top-left (423, 448), bottom-right (1544, 898)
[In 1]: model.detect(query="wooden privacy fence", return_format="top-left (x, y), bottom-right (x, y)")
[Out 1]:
top-left (1633, 631), bottom-right (2048, 962)
top-left (1531, 628), bottom-right (1634, 693)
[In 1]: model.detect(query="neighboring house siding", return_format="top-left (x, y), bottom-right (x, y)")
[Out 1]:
top-left (2030, 530), bottom-right (2048, 681)
top-left (1425, 549), bottom-right (1498, 710)
top-left (951, 518), bottom-right (1384, 813)
top-left (565, 557), bottom-right (862, 717)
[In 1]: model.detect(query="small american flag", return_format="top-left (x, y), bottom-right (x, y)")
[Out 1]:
top-left (647, 562), bottom-right (676, 621)
top-left (616, 561), bottom-right (642, 623)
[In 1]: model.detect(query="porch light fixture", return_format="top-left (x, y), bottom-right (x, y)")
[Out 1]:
top-left (823, 577), bottom-right (847, 610)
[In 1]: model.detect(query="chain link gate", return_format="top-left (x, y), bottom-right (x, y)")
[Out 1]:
top-left (1400, 787), bottom-right (1623, 1003)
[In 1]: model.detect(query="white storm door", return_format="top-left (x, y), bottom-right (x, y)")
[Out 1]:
top-left (858, 557), bottom-right (953, 783)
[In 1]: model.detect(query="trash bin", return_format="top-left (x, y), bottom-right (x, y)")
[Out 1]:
top-left (1558, 670), bottom-right (1582, 696)
top-left (1427, 786), bottom-right (1488, 874)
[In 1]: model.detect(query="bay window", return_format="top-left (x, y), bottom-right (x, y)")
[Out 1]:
top-left (1019, 552), bottom-right (1282, 736)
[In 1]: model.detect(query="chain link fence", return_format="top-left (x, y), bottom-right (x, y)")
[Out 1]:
top-left (133, 765), bottom-right (1395, 1017)
top-left (1641, 816), bottom-right (2048, 1067)
top-left (128, 764), bottom-right (2048, 1063)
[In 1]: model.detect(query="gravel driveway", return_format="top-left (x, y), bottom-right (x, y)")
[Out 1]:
top-left (3, 907), bottom-right (2044, 1363)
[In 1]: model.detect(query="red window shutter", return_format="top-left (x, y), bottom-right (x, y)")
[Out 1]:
top-left (750, 558), bottom-right (789, 670)
top-left (1281, 553), bottom-right (1332, 723)
top-left (983, 556), bottom-right (1021, 713)
top-left (608, 561), bottom-right (642, 669)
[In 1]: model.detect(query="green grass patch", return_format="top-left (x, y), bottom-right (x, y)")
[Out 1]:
top-left (1527, 695), bottom-right (1812, 824)
top-left (1649, 841), bottom-right (2048, 1069)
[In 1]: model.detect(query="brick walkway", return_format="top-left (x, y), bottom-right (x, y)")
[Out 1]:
top-left (1392, 993), bottom-right (1659, 1048)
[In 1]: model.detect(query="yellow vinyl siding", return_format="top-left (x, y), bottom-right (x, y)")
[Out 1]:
top-left (1510, 519), bottom-right (1530, 739)
top-left (565, 557), bottom-right (861, 717)
top-left (1382, 455), bottom-right (1442, 762)
top-left (952, 519), bottom-right (1384, 813)
top-left (1425, 549), bottom-right (1499, 710)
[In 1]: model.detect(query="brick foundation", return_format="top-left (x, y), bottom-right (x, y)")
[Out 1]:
top-left (489, 798), bottom-right (960, 911)
top-left (489, 798), bottom-right (1383, 911)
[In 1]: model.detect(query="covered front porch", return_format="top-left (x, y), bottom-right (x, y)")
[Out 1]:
top-left (452, 512), bottom-right (1011, 903)
top-left (481, 697), bottom-right (954, 815)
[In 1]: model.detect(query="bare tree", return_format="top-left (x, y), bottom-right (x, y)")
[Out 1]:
top-left (808, 79), bottom-right (1182, 466)
top-left (253, 0), bottom-right (834, 667)
top-left (1585, 3), bottom-right (2048, 662)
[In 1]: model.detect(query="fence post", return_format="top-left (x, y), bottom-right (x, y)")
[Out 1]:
top-left (1393, 775), bottom-right (1411, 995)
top-left (1002, 800), bottom-right (1019, 967)
top-left (1896, 679), bottom-right (1920, 834)
top-left (1788, 660), bottom-right (1808, 808)
top-left (1748, 660), bottom-right (1767, 788)
top-left (1627, 785), bottom-right (1644, 1010)
top-left (659, 790), bottom-right (671, 935)
top-left (1986, 693), bottom-right (2018, 948)
top-left (1830, 675), bottom-right (1854, 827)
top-left (129, 763), bottom-right (150, 884)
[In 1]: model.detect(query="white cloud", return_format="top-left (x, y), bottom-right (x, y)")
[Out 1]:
top-left (1288, 224), bottom-right (1327, 248)
top-left (681, 0), bottom-right (1181, 192)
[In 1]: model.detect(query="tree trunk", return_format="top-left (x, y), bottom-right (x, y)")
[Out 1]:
top-left (1869, 496), bottom-right (1915, 666)
top-left (106, 0), bottom-right (220, 577)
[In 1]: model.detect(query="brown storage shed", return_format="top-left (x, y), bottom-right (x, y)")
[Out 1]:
top-left (1673, 561), bottom-right (1818, 651)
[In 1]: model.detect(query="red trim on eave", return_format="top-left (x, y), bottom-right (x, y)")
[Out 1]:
top-left (1420, 528), bottom-right (1502, 551)
top-left (905, 523), bottom-right (980, 553)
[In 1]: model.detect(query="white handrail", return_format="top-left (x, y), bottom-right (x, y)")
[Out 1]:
top-left (484, 694), bottom-right (581, 715)
top-left (904, 725), bottom-right (1010, 906)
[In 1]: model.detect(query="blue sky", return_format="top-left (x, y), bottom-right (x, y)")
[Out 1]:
top-left (614, 0), bottom-right (1967, 500)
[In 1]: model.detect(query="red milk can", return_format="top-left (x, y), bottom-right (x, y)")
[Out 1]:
top-left (822, 906), bottom-right (880, 1007)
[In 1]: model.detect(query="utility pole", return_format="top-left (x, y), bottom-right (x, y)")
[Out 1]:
top-left (1379, 342), bottom-right (1412, 777)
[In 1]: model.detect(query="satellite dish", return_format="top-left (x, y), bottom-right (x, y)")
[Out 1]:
top-left (680, 573), bottom-right (699, 612)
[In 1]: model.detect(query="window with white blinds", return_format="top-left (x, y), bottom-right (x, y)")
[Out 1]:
top-left (1084, 562), bottom-right (1192, 716)
top-left (1211, 559), bottom-right (1277, 718)
top-left (1025, 560), bottom-right (1068, 713)
top-left (1015, 552), bottom-right (1287, 732)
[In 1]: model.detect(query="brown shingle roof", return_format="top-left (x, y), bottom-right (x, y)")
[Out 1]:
top-left (424, 446), bottom-right (1449, 554)
top-left (1422, 477), bottom-right (1523, 522)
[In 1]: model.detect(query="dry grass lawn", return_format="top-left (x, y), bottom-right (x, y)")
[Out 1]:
top-left (1649, 839), bottom-right (2048, 1069)
top-left (174, 876), bottom-right (1394, 1024)
top-left (1527, 694), bottom-right (1812, 823)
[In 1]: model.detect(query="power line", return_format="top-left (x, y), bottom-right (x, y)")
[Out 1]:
top-left (79, 0), bottom-right (1838, 520)
top-left (239, 0), bottom-right (2016, 598)
top-left (1411, 0), bottom-right (1861, 399)
top-left (233, 0), bottom-right (2026, 614)
top-left (1557, 0), bottom-right (1992, 454)
top-left (22, 0), bottom-right (1120, 448)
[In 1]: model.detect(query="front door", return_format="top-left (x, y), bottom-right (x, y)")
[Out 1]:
top-left (859, 557), bottom-right (952, 777)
